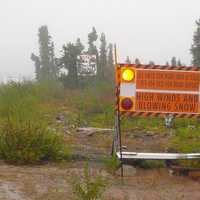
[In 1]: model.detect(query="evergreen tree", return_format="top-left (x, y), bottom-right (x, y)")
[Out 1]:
top-left (62, 43), bottom-right (79, 87)
top-left (191, 19), bottom-right (200, 67)
top-left (166, 61), bottom-right (170, 66)
top-left (125, 56), bottom-right (131, 64)
top-left (30, 53), bottom-right (41, 80)
top-left (106, 43), bottom-right (114, 82)
top-left (149, 61), bottom-right (155, 65)
top-left (177, 59), bottom-right (182, 66)
top-left (171, 57), bottom-right (177, 66)
top-left (135, 58), bottom-right (141, 65)
top-left (38, 26), bottom-right (51, 79)
top-left (61, 39), bottom-right (84, 87)
top-left (88, 27), bottom-right (98, 55)
top-left (76, 38), bottom-right (84, 55)
top-left (107, 43), bottom-right (113, 66)
top-left (49, 41), bottom-right (59, 78)
top-left (99, 33), bottom-right (107, 78)
top-left (31, 25), bottom-right (57, 81)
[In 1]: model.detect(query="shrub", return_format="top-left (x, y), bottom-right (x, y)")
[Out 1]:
top-left (170, 127), bottom-right (200, 153)
top-left (169, 127), bottom-right (200, 167)
top-left (0, 120), bottom-right (70, 164)
top-left (104, 155), bottom-right (120, 174)
top-left (72, 163), bottom-right (106, 200)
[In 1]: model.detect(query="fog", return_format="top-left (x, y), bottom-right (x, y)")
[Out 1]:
top-left (0, 0), bottom-right (199, 80)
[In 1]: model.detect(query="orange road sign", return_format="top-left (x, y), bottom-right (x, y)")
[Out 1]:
top-left (117, 64), bottom-right (200, 116)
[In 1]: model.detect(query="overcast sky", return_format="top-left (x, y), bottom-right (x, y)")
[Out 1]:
top-left (0, 0), bottom-right (199, 79)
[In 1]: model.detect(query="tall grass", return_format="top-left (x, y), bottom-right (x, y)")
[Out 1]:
top-left (0, 81), bottom-right (70, 164)
top-left (66, 82), bottom-right (114, 128)
top-left (169, 127), bottom-right (200, 167)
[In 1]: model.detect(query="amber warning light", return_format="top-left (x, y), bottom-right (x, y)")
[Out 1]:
top-left (122, 68), bottom-right (135, 81)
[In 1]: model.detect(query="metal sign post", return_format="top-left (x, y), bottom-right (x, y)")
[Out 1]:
top-left (113, 44), bottom-right (123, 177)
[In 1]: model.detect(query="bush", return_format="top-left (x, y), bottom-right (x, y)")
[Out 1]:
top-left (169, 127), bottom-right (200, 167)
top-left (72, 163), bottom-right (106, 200)
top-left (0, 121), bottom-right (70, 164)
top-left (170, 127), bottom-right (200, 153)
top-left (104, 155), bottom-right (120, 174)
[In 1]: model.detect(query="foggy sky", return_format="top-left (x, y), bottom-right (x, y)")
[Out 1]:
top-left (0, 0), bottom-right (199, 79)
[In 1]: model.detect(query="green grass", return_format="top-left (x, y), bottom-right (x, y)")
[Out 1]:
top-left (170, 127), bottom-right (200, 153)
top-left (168, 127), bottom-right (200, 167)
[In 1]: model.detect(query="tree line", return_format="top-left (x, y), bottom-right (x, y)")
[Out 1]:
top-left (31, 18), bottom-right (200, 86)
top-left (31, 26), bottom-right (114, 87)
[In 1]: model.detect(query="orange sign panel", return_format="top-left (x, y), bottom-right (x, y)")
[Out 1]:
top-left (136, 70), bottom-right (200, 91)
top-left (135, 92), bottom-right (199, 113)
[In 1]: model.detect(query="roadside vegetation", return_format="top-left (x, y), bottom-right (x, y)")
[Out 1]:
top-left (72, 162), bottom-right (107, 200)
top-left (0, 81), bottom-right (70, 164)
top-left (0, 80), bottom-right (200, 166)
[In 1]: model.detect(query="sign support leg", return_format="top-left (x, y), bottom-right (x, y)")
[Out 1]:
top-left (118, 112), bottom-right (123, 178)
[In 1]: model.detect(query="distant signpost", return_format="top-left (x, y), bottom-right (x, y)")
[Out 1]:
top-left (77, 54), bottom-right (97, 76)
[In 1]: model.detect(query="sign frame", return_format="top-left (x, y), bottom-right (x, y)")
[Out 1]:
top-left (116, 64), bottom-right (200, 118)
top-left (113, 61), bottom-right (200, 178)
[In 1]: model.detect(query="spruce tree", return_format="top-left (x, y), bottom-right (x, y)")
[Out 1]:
top-left (30, 53), bottom-right (41, 80)
top-left (171, 57), bottom-right (177, 66)
top-left (191, 19), bottom-right (200, 67)
top-left (107, 43), bottom-right (113, 66)
top-left (62, 43), bottom-right (78, 87)
top-left (177, 59), bottom-right (182, 66)
top-left (88, 27), bottom-right (98, 55)
top-left (135, 58), bottom-right (141, 65)
top-left (88, 27), bottom-right (98, 78)
top-left (99, 33), bottom-right (107, 79)
top-left (76, 38), bottom-right (84, 55)
top-left (149, 61), bottom-right (155, 65)
top-left (166, 62), bottom-right (170, 66)
top-left (38, 26), bottom-right (51, 79)
top-left (125, 56), bottom-right (131, 64)
top-left (31, 25), bottom-right (57, 81)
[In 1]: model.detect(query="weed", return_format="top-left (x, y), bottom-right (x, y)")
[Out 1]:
top-left (169, 127), bottom-right (200, 167)
top-left (72, 162), bottom-right (107, 200)
top-left (104, 155), bottom-right (120, 174)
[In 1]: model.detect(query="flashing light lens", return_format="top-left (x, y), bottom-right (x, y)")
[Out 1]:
top-left (122, 69), bottom-right (135, 81)
top-left (121, 98), bottom-right (133, 110)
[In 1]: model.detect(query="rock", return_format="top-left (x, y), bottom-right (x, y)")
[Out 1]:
top-left (76, 127), bottom-right (114, 136)
top-left (56, 114), bottom-right (65, 123)
top-left (63, 128), bottom-right (71, 134)
top-left (188, 125), bottom-right (196, 129)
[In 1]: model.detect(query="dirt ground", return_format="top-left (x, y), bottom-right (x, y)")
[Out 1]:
top-left (0, 130), bottom-right (200, 200)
